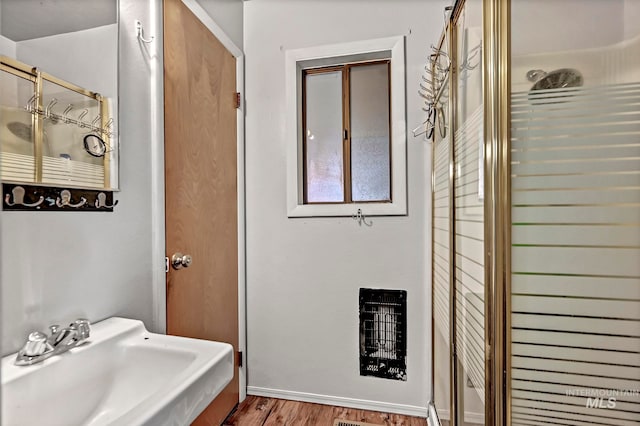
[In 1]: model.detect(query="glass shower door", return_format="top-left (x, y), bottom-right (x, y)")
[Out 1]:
top-left (453, 1), bottom-right (486, 425)
top-left (510, 1), bottom-right (640, 425)
top-left (432, 32), bottom-right (452, 426)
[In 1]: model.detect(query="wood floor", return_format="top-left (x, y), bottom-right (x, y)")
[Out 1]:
top-left (223, 396), bottom-right (428, 426)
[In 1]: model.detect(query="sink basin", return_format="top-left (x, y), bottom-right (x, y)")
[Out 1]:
top-left (2, 317), bottom-right (233, 426)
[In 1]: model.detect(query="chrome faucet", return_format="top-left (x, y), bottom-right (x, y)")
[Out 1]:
top-left (15, 319), bottom-right (91, 366)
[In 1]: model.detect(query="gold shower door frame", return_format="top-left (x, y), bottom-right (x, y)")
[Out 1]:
top-left (429, 0), bottom-right (510, 425)
top-left (481, 0), bottom-right (510, 425)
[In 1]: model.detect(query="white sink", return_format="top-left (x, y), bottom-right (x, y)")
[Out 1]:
top-left (2, 317), bottom-right (233, 426)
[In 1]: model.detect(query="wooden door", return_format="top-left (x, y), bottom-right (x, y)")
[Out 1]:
top-left (163, 0), bottom-right (239, 424)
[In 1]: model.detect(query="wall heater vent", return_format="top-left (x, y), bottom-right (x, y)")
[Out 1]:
top-left (359, 288), bottom-right (407, 381)
top-left (333, 421), bottom-right (384, 426)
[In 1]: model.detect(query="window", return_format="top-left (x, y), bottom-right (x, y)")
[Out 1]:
top-left (286, 36), bottom-right (407, 217)
top-left (303, 61), bottom-right (391, 204)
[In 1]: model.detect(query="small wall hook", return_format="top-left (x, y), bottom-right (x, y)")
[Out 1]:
top-left (25, 94), bottom-right (37, 112)
top-left (4, 186), bottom-right (44, 207)
top-left (103, 118), bottom-right (115, 138)
top-left (352, 208), bottom-right (373, 227)
top-left (135, 20), bottom-right (154, 44)
top-left (45, 98), bottom-right (57, 114)
top-left (62, 104), bottom-right (74, 123)
top-left (95, 192), bottom-right (118, 209)
top-left (56, 190), bottom-right (86, 208)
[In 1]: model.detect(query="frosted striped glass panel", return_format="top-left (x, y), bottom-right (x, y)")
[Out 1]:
top-left (433, 105), bottom-right (451, 417)
top-left (40, 79), bottom-right (105, 188)
top-left (454, 2), bottom-right (485, 424)
top-left (1, 69), bottom-right (35, 183)
top-left (454, 104), bottom-right (485, 407)
top-left (511, 83), bottom-right (640, 426)
top-left (304, 71), bottom-right (344, 203)
top-left (433, 134), bottom-right (450, 344)
top-left (350, 63), bottom-right (391, 202)
top-left (42, 156), bottom-right (105, 188)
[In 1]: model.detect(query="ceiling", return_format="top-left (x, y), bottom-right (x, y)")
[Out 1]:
top-left (1, 0), bottom-right (116, 42)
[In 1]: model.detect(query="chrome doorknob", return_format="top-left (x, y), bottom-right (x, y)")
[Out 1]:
top-left (171, 253), bottom-right (193, 270)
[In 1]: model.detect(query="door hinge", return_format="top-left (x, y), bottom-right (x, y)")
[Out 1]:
top-left (234, 92), bottom-right (241, 109)
top-left (165, 256), bottom-right (169, 273)
top-left (238, 351), bottom-right (243, 367)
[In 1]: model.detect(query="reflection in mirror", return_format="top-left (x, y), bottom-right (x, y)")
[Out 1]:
top-left (0, 0), bottom-right (118, 190)
top-left (0, 69), bottom-right (35, 182)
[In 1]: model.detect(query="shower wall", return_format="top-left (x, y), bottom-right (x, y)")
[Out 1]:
top-left (509, 1), bottom-right (640, 425)
top-left (512, 0), bottom-right (638, 92)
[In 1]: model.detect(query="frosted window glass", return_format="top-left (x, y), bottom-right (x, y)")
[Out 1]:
top-left (350, 64), bottom-right (390, 202)
top-left (305, 71), bottom-right (344, 202)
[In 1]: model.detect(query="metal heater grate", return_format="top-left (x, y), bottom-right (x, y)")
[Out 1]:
top-left (333, 421), bottom-right (384, 426)
top-left (359, 288), bottom-right (407, 381)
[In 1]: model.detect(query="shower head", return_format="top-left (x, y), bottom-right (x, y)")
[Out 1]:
top-left (6, 122), bottom-right (33, 142)
top-left (527, 68), bottom-right (583, 91)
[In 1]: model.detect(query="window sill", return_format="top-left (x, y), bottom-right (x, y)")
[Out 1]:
top-left (287, 201), bottom-right (406, 218)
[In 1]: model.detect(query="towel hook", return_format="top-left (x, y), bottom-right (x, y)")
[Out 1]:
top-left (4, 186), bottom-right (44, 208)
top-left (25, 94), bottom-right (37, 112)
top-left (91, 114), bottom-right (102, 131)
top-left (352, 209), bottom-right (373, 227)
top-left (45, 98), bottom-right (58, 119)
top-left (56, 190), bottom-right (86, 208)
top-left (77, 109), bottom-right (89, 128)
top-left (103, 118), bottom-right (115, 138)
top-left (62, 104), bottom-right (74, 123)
top-left (135, 20), bottom-right (154, 44)
top-left (95, 192), bottom-right (118, 209)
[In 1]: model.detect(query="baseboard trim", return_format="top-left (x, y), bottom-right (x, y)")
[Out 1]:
top-left (434, 408), bottom-right (484, 424)
top-left (247, 386), bottom-right (428, 418)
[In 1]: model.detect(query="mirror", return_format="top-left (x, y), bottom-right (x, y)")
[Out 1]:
top-left (0, 0), bottom-right (118, 190)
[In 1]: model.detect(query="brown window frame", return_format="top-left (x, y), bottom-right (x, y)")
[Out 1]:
top-left (302, 59), bottom-right (392, 205)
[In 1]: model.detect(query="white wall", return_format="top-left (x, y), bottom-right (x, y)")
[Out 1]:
top-left (0, 34), bottom-right (17, 108)
top-left (0, 35), bottom-right (15, 57)
top-left (16, 24), bottom-right (118, 101)
top-left (0, 0), bottom-right (162, 355)
top-left (244, 0), bottom-right (447, 413)
top-left (511, 0), bottom-right (639, 92)
top-left (625, 0), bottom-right (640, 40)
top-left (196, 0), bottom-right (243, 49)
top-left (511, 0), bottom-right (624, 56)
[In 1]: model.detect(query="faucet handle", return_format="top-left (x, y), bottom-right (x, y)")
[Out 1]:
top-left (72, 319), bottom-right (91, 341)
top-left (23, 331), bottom-right (52, 356)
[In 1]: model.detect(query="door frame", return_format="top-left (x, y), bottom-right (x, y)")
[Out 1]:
top-left (150, 0), bottom-right (247, 402)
